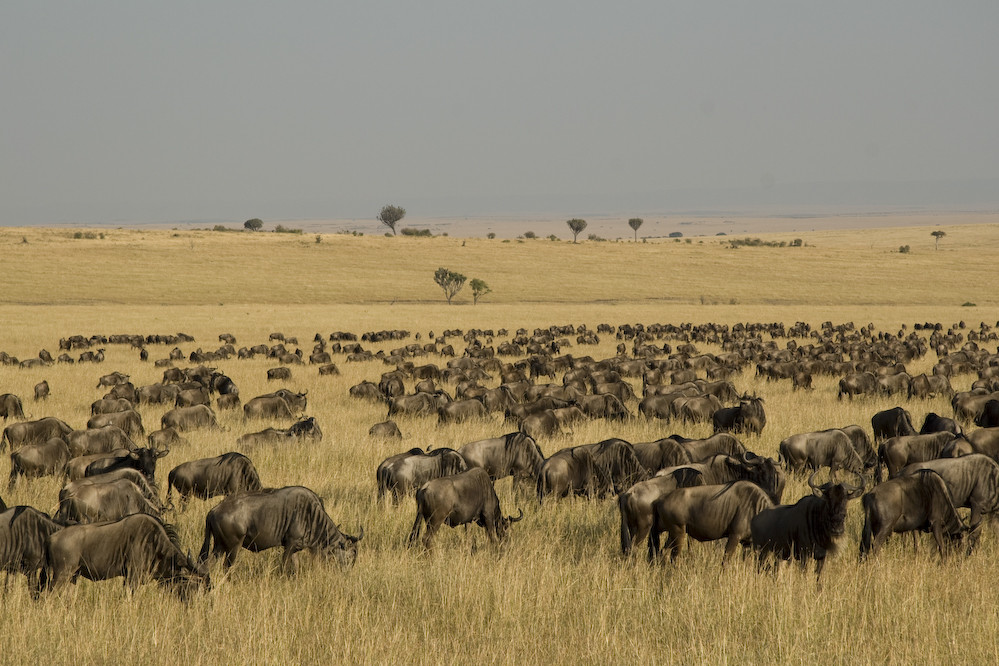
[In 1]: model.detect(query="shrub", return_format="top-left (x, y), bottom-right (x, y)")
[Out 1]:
top-left (487, 232), bottom-right (496, 239)
top-left (790, 238), bottom-right (803, 247)
top-left (400, 227), bottom-right (432, 237)
top-left (899, 245), bottom-right (911, 254)
top-left (548, 234), bottom-right (559, 241)
top-left (587, 233), bottom-right (606, 242)
top-left (244, 218), bottom-right (264, 231)
top-left (668, 231), bottom-right (683, 238)
top-left (523, 231), bottom-right (537, 239)
top-left (962, 301), bottom-right (976, 307)
top-left (274, 225), bottom-right (303, 234)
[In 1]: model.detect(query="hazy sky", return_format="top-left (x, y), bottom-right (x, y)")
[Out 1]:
top-left (2, 2), bottom-right (998, 224)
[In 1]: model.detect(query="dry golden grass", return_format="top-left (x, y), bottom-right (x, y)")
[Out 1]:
top-left (0, 223), bottom-right (997, 664)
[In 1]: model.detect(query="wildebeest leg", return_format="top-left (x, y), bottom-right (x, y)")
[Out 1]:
top-left (422, 520), bottom-right (440, 550)
top-left (282, 547), bottom-right (300, 575)
top-left (966, 504), bottom-right (984, 555)
top-left (407, 512), bottom-right (424, 548)
top-left (666, 527), bottom-right (684, 564)
top-left (721, 534), bottom-right (741, 568)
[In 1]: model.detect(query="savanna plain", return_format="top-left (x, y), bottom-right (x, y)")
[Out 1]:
top-left (0, 221), bottom-right (997, 664)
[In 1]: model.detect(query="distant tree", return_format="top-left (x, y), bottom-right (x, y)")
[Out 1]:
top-left (931, 230), bottom-right (946, 250)
top-left (434, 267), bottom-right (467, 305)
top-left (378, 205), bottom-right (406, 235)
top-left (470, 278), bottom-right (491, 305)
top-left (566, 218), bottom-right (587, 243)
top-left (628, 217), bottom-right (644, 241)
top-left (244, 218), bottom-right (264, 231)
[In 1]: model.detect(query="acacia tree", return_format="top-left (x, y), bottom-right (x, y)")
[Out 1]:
top-left (434, 267), bottom-right (466, 305)
top-left (628, 217), bottom-right (644, 241)
top-left (470, 278), bottom-right (491, 305)
top-left (931, 230), bottom-right (946, 250)
top-left (566, 218), bottom-right (587, 243)
top-left (378, 205), bottom-right (406, 235)
top-left (244, 218), bottom-right (263, 231)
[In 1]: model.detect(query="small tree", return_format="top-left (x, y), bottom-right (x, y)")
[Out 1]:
top-left (378, 205), bottom-right (406, 235)
top-left (470, 278), bottom-right (491, 305)
top-left (931, 230), bottom-right (946, 250)
top-left (566, 218), bottom-right (587, 243)
top-left (244, 218), bottom-right (264, 231)
top-left (628, 217), bottom-right (644, 241)
top-left (434, 267), bottom-right (466, 305)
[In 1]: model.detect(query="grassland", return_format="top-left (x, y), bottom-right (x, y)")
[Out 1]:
top-left (0, 222), bottom-right (997, 664)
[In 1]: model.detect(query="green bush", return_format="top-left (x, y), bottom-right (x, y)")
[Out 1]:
top-left (400, 228), bottom-right (432, 237)
top-left (523, 231), bottom-right (537, 239)
top-left (274, 225), bottom-right (303, 234)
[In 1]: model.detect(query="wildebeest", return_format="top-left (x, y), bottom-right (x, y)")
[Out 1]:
top-left (659, 453), bottom-right (784, 504)
top-left (8, 437), bottom-right (71, 490)
top-left (87, 410), bottom-right (144, 439)
top-left (631, 437), bottom-right (691, 474)
top-left (33, 381), bottom-right (50, 402)
top-left (216, 393), bottom-right (241, 411)
top-left (147, 427), bottom-right (188, 450)
top-left (877, 431), bottom-right (959, 481)
top-left (2, 417), bottom-right (74, 452)
top-left (96, 371), bottom-right (129, 388)
top-left (267, 367), bottom-right (292, 381)
top-left (458, 432), bottom-right (544, 491)
top-left (536, 446), bottom-right (612, 503)
top-left (43, 513), bottom-right (209, 596)
top-left (89, 397), bottom-right (134, 416)
top-left (673, 394), bottom-right (723, 424)
top-left (618, 467), bottom-right (704, 556)
top-left (919, 412), bottom-right (963, 437)
top-left (672, 433), bottom-right (747, 463)
top-left (199, 486), bottom-right (362, 572)
top-left (167, 452), bottom-right (262, 509)
top-left (750, 471), bottom-right (865, 579)
top-left (575, 393), bottom-right (630, 420)
top-left (859, 469), bottom-right (965, 559)
top-left (408, 467), bottom-right (522, 549)
top-left (977, 400), bottom-right (999, 428)
top-left (778, 429), bottom-right (867, 476)
top-left (368, 420), bottom-right (403, 439)
top-left (55, 477), bottom-right (162, 524)
top-left (80, 445), bottom-right (169, 484)
top-left (66, 425), bottom-right (135, 457)
top-left (160, 405), bottom-right (221, 432)
top-left (376, 447), bottom-right (468, 503)
top-left (438, 399), bottom-right (489, 424)
top-left (0, 505), bottom-right (62, 597)
top-left (236, 417), bottom-right (324, 447)
top-left (0, 394), bottom-right (26, 420)
top-left (520, 406), bottom-right (585, 440)
top-left (137, 383), bottom-right (181, 405)
top-left (575, 438), bottom-right (650, 496)
top-left (838, 372), bottom-right (877, 400)
top-left (243, 393), bottom-right (304, 420)
top-left (712, 396), bottom-right (766, 435)
top-left (871, 407), bottom-right (917, 443)
top-left (908, 373), bottom-right (954, 399)
top-left (648, 481), bottom-right (774, 564)
top-left (175, 387), bottom-right (211, 408)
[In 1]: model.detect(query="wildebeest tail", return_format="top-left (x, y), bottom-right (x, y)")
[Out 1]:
top-left (407, 492), bottom-right (425, 547)
top-left (859, 493), bottom-right (875, 556)
top-left (874, 445), bottom-right (885, 483)
top-left (618, 493), bottom-right (633, 556)
top-left (198, 514), bottom-right (215, 564)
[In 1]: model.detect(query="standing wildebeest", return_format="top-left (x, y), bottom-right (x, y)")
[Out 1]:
top-left (147, 427), bottom-right (188, 450)
top-left (96, 371), bottom-right (129, 388)
top-left (908, 373), bottom-right (953, 399)
top-left (712, 396), bottom-right (766, 435)
top-left (0, 394), bottom-right (25, 420)
top-left (899, 454), bottom-right (999, 552)
top-left (520, 406), bottom-right (586, 440)
top-left (43, 514), bottom-right (209, 596)
top-left (80, 446), bottom-right (169, 485)
top-left (369, 420), bottom-right (403, 439)
top-left (66, 425), bottom-right (135, 457)
top-left (9, 437), bottom-right (71, 490)
top-left (659, 453), bottom-right (784, 504)
top-left (859, 469), bottom-right (965, 560)
top-left (536, 446), bottom-right (612, 503)
top-left (877, 431), bottom-right (959, 481)
top-left (458, 432), bottom-right (544, 490)
top-left (751, 471), bottom-right (864, 579)
top-left (408, 468), bottom-right (523, 549)
top-left (167, 452), bottom-right (262, 509)
top-left (199, 486), bottom-right (362, 572)
top-left (2, 417), bottom-right (74, 452)
top-left (160, 405), bottom-right (221, 432)
top-left (216, 393), bottom-right (241, 411)
top-left (438, 399), bottom-right (489, 424)
top-left (648, 481), bottom-right (774, 564)
top-left (55, 478), bottom-right (162, 524)
top-left (871, 407), bottom-right (917, 444)
top-left (576, 438), bottom-right (650, 496)
top-left (87, 410), bottom-right (144, 440)
top-left (0, 505), bottom-right (62, 597)
top-left (175, 387), bottom-right (210, 408)
top-left (920, 412), bottom-right (963, 437)
top-left (838, 372), bottom-right (877, 400)
top-left (976, 400), bottom-right (999, 428)
top-left (778, 429), bottom-right (867, 476)
top-left (243, 395), bottom-right (298, 420)
top-left (33, 382), bottom-right (50, 402)
top-left (267, 367), bottom-right (292, 381)
top-left (672, 433), bottom-right (747, 462)
top-left (632, 437), bottom-right (691, 474)
top-left (376, 448), bottom-right (468, 503)
top-left (137, 383), bottom-right (181, 405)
top-left (89, 398), bottom-right (134, 416)
top-left (618, 467), bottom-right (704, 556)
top-left (673, 394), bottom-right (723, 424)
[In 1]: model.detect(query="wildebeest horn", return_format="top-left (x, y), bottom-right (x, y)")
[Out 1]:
top-left (807, 469), bottom-right (825, 492)
top-left (741, 451), bottom-right (759, 464)
top-left (348, 526), bottom-right (365, 542)
top-left (508, 508), bottom-right (524, 523)
top-left (844, 470), bottom-right (866, 498)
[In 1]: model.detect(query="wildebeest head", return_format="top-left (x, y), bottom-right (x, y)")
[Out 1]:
top-left (289, 417), bottom-right (323, 441)
top-left (324, 526), bottom-right (364, 569)
top-left (808, 469), bottom-right (864, 538)
top-left (738, 452), bottom-right (783, 503)
top-left (131, 445), bottom-right (170, 480)
top-left (495, 508), bottom-right (524, 542)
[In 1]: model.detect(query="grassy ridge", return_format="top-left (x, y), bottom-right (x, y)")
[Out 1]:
top-left (0, 223), bottom-right (996, 664)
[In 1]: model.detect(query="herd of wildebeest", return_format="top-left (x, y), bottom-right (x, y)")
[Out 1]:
top-left (1, 318), bottom-right (999, 599)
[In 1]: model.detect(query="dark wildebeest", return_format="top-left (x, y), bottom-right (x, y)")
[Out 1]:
top-left (778, 429), bottom-right (868, 476)
top-left (671, 433), bottom-right (746, 463)
top-left (648, 481), bottom-right (774, 564)
top-left (376, 448), bottom-right (468, 503)
top-left (137, 383), bottom-right (181, 405)
top-left (167, 452), bottom-right (263, 510)
top-left (976, 400), bottom-right (999, 428)
top-left (520, 406), bottom-right (586, 440)
top-left (871, 407), bottom-right (917, 444)
top-left (877, 431), bottom-right (959, 481)
top-left (899, 454), bottom-right (999, 552)
top-left (216, 393), bottom-right (241, 411)
top-left (750, 471), bottom-right (865, 580)
top-left (0, 394), bottom-right (25, 420)
top-left (43, 514), bottom-right (209, 597)
top-left (33, 382), bottom-right (50, 402)
top-left (198, 486), bottom-right (362, 572)
top-left (919, 412), bottom-right (963, 437)
top-left (536, 446), bottom-right (612, 503)
top-left (458, 432), bottom-right (545, 493)
top-left (95, 371), bottom-right (129, 388)
top-left (659, 453), bottom-right (784, 504)
top-left (632, 437), bottom-right (692, 475)
top-left (673, 395), bottom-right (723, 424)
top-left (368, 420), bottom-right (403, 439)
top-left (618, 467), bottom-right (704, 556)
top-left (81, 445), bottom-right (169, 485)
top-left (160, 405), bottom-right (221, 432)
top-left (55, 478), bottom-right (162, 524)
top-left (8, 437), bottom-right (71, 490)
top-left (267, 367), bottom-right (292, 382)
top-left (408, 467), bottom-right (523, 549)
top-left (87, 410), bottom-right (144, 440)
top-left (838, 372), bottom-right (877, 400)
top-left (859, 469), bottom-right (965, 560)
top-left (2, 417), bottom-right (74, 452)
top-left (0, 505), bottom-right (62, 598)
top-left (89, 397), bottom-right (134, 416)
top-left (575, 438), bottom-right (650, 496)
top-left (236, 417), bottom-right (324, 447)
top-left (243, 395), bottom-right (296, 420)
top-left (175, 387), bottom-right (210, 408)
top-left (575, 394), bottom-right (630, 420)
top-left (438, 399), bottom-right (489, 424)
top-left (66, 426), bottom-right (136, 457)
top-left (712, 396), bottom-right (766, 435)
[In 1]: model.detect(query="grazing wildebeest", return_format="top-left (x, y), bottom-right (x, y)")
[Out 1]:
top-left (659, 453), bottom-right (784, 504)
top-left (871, 407), bottom-right (917, 444)
top-left (8, 437), bottom-right (71, 490)
top-left (2, 417), bottom-right (74, 452)
top-left (243, 395), bottom-right (296, 420)
top-left (66, 426), bottom-right (135, 457)
top-left (43, 514), bottom-right (209, 597)
top-left (376, 448), bottom-right (468, 503)
top-left (87, 410), bottom-right (144, 439)
top-left (919, 412), bottom-right (963, 437)
top-left (458, 432), bottom-right (544, 491)
top-left (712, 396), bottom-right (766, 435)
top-left (408, 468), bottom-right (522, 549)
top-left (536, 446), bottom-right (612, 503)
top-left (55, 478), bottom-right (162, 524)
top-left (438, 399), bottom-right (489, 424)
top-left (877, 431), bottom-right (959, 481)
top-left (859, 469), bottom-right (965, 560)
top-left (648, 481), bottom-right (774, 564)
top-left (216, 393), bottom-right (241, 411)
top-left (575, 438), bottom-right (650, 496)
top-left (160, 405), bottom-right (221, 432)
top-left (198, 486), bottom-right (362, 572)
top-left (778, 429), bottom-right (867, 476)
top-left (96, 371), bottom-right (129, 388)
top-left (0, 394), bottom-right (26, 420)
top-left (618, 467), bottom-right (704, 556)
top-left (137, 383), bottom-right (181, 405)
top-left (631, 437), bottom-right (691, 474)
top-left (838, 372), bottom-right (877, 400)
top-left (672, 433), bottom-right (746, 462)
top-left (0, 505), bottom-right (62, 597)
top-left (368, 420), bottom-right (403, 439)
top-left (147, 427), bottom-right (188, 450)
top-left (520, 406), bottom-right (585, 440)
top-left (267, 367), bottom-right (292, 381)
top-left (750, 471), bottom-right (865, 580)
top-left (167, 452), bottom-right (262, 509)
top-left (33, 382), bottom-right (49, 402)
